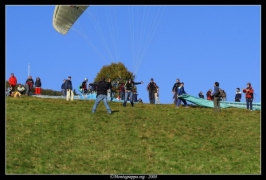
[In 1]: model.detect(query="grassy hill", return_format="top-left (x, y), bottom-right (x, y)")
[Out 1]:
top-left (6, 96), bottom-right (260, 174)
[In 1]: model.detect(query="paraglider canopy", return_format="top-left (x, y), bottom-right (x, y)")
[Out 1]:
top-left (52, 5), bottom-right (89, 35)
top-left (52, 5), bottom-right (165, 79)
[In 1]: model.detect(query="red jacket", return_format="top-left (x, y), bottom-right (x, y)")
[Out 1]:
top-left (206, 91), bottom-right (213, 100)
top-left (243, 86), bottom-right (254, 99)
top-left (82, 81), bottom-right (87, 90)
top-left (9, 76), bottom-right (17, 86)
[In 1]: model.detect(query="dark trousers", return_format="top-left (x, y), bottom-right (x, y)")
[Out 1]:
top-left (246, 98), bottom-right (253, 110)
top-left (149, 91), bottom-right (155, 104)
top-left (25, 84), bottom-right (32, 96)
top-left (213, 97), bottom-right (221, 112)
top-left (173, 92), bottom-right (178, 104)
top-left (176, 98), bottom-right (188, 107)
top-left (123, 91), bottom-right (134, 107)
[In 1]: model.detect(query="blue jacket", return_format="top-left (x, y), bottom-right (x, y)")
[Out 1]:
top-left (177, 86), bottom-right (186, 95)
top-left (235, 92), bottom-right (242, 100)
top-left (35, 79), bottom-right (42, 87)
top-left (65, 80), bottom-right (72, 90)
top-left (212, 86), bottom-right (219, 97)
top-left (61, 82), bottom-right (66, 89)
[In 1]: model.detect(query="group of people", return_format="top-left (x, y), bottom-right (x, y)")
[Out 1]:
top-left (198, 87), bottom-right (246, 103)
top-left (112, 80), bottom-right (144, 103)
top-left (60, 76), bottom-right (74, 101)
top-left (199, 89), bottom-right (226, 101)
top-left (172, 78), bottom-right (189, 108)
top-left (7, 73), bottom-right (42, 97)
top-left (7, 72), bottom-right (255, 114)
top-left (203, 82), bottom-right (254, 112)
top-left (171, 78), bottom-right (255, 112)
top-left (88, 77), bottom-right (146, 114)
top-left (199, 90), bottom-right (211, 100)
top-left (59, 75), bottom-right (164, 108)
top-left (90, 77), bottom-right (163, 114)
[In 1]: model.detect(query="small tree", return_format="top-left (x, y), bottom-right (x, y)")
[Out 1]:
top-left (94, 62), bottom-right (134, 82)
top-left (94, 62), bottom-right (135, 98)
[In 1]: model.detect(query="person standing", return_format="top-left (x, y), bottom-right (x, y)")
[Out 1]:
top-left (107, 78), bottom-right (114, 101)
top-left (211, 82), bottom-right (221, 112)
top-left (81, 78), bottom-right (88, 95)
top-left (61, 79), bottom-right (66, 96)
top-left (176, 82), bottom-right (189, 108)
top-left (35, 77), bottom-right (42, 95)
top-left (154, 85), bottom-right (160, 104)
top-left (8, 73), bottom-right (17, 96)
top-left (147, 78), bottom-right (158, 104)
top-left (25, 75), bottom-right (34, 96)
top-left (235, 88), bottom-right (242, 102)
top-left (89, 77), bottom-right (112, 114)
top-left (242, 83), bottom-right (254, 111)
top-left (172, 78), bottom-right (181, 104)
top-left (198, 91), bottom-right (204, 99)
top-left (65, 76), bottom-right (74, 101)
top-left (123, 79), bottom-right (144, 107)
top-left (206, 89), bottom-right (213, 100)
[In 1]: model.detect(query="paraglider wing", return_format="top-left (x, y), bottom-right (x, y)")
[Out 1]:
top-left (52, 5), bottom-right (89, 35)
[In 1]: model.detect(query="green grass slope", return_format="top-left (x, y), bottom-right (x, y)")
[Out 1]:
top-left (6, 96), bottom-right (260, 174)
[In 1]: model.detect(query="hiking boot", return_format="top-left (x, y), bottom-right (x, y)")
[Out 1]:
top-left (131, 102), bottom-right (134, 107)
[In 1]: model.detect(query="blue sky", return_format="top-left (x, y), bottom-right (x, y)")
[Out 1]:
top-left (6, 5), bottom-right (261, 104)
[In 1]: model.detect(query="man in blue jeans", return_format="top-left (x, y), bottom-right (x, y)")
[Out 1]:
top-left (89, 77), bottom-right (112, 114)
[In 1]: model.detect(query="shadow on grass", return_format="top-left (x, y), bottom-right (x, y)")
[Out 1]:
top-left (111, 110), bottom-right (119, 114)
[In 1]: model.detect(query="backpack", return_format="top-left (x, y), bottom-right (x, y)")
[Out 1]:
top-left (148, 82), bottom-right (157, 91)
top-left (218, 88), bottom-right (226, 98)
